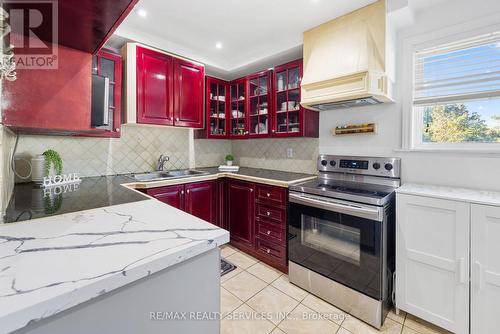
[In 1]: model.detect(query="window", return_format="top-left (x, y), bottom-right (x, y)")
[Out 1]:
top-left (412, 32), bottom-right (500, 147)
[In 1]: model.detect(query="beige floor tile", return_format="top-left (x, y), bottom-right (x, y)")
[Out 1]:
top-left (278, 304), bottom-right (340, 334)
top-left (221, 303), bottom-right (275, 334)
top-left (221, 267), bottom-right (243, 283)
top-left (341, 316), bottom-right (402, 334)
top-left (221, 287), bottom-right (244, 316)
top-left (271, 275), bottom-right (309, 301)
top-left (301, 294), bottom-right (347, 325)
top-left (402, 327), bottom-right (420, 334)
top-left (221, 245), bottom-right (238, 258)
top-left (247, 285), bottom-right (300, 325)
top-left (270, 327), bottom-right (287, 334)
top-left (336, 328), bottom-right (353, 334)
top-left (246, 262), bottom-right (282, 284)
top-left (404, 314), bottom-right (452, 334)
top-left (222, 271), bottom-right (268, 301)
top-left (225, 251), bottom-right (258, 269)
top-left (387, 308), bottom-right (406, 324)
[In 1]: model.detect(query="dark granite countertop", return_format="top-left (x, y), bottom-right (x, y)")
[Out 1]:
top-left (4, 175), bottom-right (148, 224)
top-left (4, 168), bottom-right (316, 224)
top-left (196, 167), bottom-right (316, 183)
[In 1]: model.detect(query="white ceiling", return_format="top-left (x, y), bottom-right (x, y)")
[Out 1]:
top-left (114, 0), bottom-right (377, 78)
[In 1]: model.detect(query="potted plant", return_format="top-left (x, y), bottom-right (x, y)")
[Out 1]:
top-left (43, 149), bottom-right (63, 177)
top-left (225, 154), bottom-right (234, 166)
top-left (30, 149), bottom-right (63, 183)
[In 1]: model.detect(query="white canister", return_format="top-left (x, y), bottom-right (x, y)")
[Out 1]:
top-left (31, 155), bottom-right (57, 183)
top-left (226, 160), bottom-right (233, 166)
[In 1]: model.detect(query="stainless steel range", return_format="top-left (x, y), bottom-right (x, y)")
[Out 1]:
top-left (288, 155), bottom-right (401, 329)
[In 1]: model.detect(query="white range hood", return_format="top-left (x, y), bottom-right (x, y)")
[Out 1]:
top-left (301, 0), bottom-right (394, 111)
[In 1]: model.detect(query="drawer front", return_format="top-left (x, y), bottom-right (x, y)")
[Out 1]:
top-left (256, 219), bottom-right (285, 245)
top-left (256, 204), bottom-right (286, 223)
top-left (256, 184), bottom-right (287, 207)
top-left (256, 238), bottom-right (286, 264)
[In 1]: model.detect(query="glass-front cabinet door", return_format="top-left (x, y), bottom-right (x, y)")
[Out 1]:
top-left (90, 50), bottom-right (122, 137)
top-left (248, 70), bottom-right (272, 138)
top-left (206, 77), bottom-right (229, 138)
top-left (273, 59), bottom-right (303, 137)
top-left (230, 78), bottom-right (248, 138)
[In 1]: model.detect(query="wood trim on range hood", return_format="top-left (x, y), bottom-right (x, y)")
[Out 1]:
top-left (300, 0), bottom-right (394, 111)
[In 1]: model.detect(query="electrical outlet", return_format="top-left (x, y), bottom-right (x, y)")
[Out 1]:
top-left (286, 148), bottom-right (294, 158)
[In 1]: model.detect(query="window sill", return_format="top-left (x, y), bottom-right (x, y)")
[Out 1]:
top-left (394, 147), bottom-right (500, 156)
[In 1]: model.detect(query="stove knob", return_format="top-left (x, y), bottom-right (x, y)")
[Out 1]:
top-left (329, 160), bottom-right (336, 167)
top-left (321, 160), bottom-right (328, 167)
top-left (373, 162), bottom-right (381, 170)
top-left (385, 163), bottom-right (394, 171)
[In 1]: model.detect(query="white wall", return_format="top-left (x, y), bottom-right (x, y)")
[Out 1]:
top-left (319, 0), bottom-right (500, 191)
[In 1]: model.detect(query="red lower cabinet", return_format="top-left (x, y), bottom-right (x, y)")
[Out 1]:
top-left (146, 184), bottom-right (185, 210)
top-left (145, 178), bottom-right (288, 272)
top-left (146, 181), bottom-right (215, 223)
top-left (226, 180), bottom-right (288, 272)
top-left (227, 180), bottom-right (255, 250)
top-left (185, 181), bottom-right (216, 224)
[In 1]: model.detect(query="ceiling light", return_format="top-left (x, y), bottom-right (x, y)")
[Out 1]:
top-left (215, 42), bottom-right (223, 49)
top-left (137, 9), bottom-right (147, 18)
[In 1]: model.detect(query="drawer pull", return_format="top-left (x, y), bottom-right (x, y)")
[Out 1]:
top-left (266, 211), bottom-right (271, 216)
top-left (266, 230), bottom-right (271, 235)
top-left (266, 248), bottom-right (271, 254)
top-left (267, 193), bottom-right (271, 197)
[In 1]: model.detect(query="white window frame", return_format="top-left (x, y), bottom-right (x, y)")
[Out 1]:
top-left (401, 13), bottom-right (500, 153)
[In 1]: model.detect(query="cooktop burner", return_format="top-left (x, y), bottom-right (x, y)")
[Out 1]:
top-left (290, 179), bottom-right (395, 205)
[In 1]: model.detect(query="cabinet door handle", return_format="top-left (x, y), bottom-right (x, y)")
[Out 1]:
top-left (458, 258), bottom-right (467, 284)
top-left (266, 211), bottom-right (271, 216)
top-left (181, 190), bottom-right (184, 195)
top-left (250, 189), bottom-right (253, 192)
top-left (475, 260), bottom-right (483, 291)
top-left (267, 193), bottom-right (271, 197)
top-left (266, 248), bottom-right (270, 254)
top-left (175, 117), bottom-right (180, 121)
top-left (266, 230), bottom-right (271, 235)
top-left (186, 189), bottom-right (190, 194)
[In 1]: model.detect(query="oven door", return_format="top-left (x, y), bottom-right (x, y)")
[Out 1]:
top-left (288, 192), bottom-right (385, 300)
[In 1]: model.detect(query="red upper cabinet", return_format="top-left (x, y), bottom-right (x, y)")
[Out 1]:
top-left (136, 46), bottom-right (174, 126)
top-left (2, 43), bottom-right (92, 133)
top-left (173, 58), bottom-right (205, 128)
top-left (127, 44), bottom-right (204, 129)
top-left (272, 59), bottom-right (318, 137)
top-left (229, 78), bottom-right (248, 138)
top-left (185, 181), bottom-right (216, 223)
top-left (248, 70), bottom-right (272, 138)
top-left (197, 76), bottom-right (230, 139)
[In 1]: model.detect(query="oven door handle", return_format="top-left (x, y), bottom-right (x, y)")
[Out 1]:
top-left (289, 193), bottom-right (383, 221)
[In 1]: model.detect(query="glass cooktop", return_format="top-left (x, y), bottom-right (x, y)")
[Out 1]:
top-left (289, 179), bottom-right (395, 205)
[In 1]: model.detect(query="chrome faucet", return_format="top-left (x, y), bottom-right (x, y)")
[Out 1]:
top-left (156, 154), bottom-right (170, 171)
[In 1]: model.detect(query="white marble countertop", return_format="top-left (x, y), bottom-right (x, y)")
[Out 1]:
top-left (397, 183), bottom-right (500, 206)
top-left (0, 199), bottom-right (229, 334)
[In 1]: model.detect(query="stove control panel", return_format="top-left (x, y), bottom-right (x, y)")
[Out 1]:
top-left (317, 155), bottom-right (401, 178)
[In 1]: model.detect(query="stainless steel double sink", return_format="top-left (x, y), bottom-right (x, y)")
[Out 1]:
top-left (129, 169), bottom-right (209, 182)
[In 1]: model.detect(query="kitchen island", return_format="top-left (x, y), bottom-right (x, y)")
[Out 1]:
top-left (0, 199), bottom-right (229, 334)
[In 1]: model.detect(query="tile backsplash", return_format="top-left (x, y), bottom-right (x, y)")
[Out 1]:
top-left (193, 139), bottom-right (232, 168)
top-left (0, 126), bottom-right (16, 216)
top-left (15, 125), bottom-right (191, 178)
top-left (232, 138), bottom-right (318, 174)
top-left (12, 126), bottom-right (318, 184)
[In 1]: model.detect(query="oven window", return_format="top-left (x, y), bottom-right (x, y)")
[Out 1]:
top-left (301, 215), bottom-right (361, 266)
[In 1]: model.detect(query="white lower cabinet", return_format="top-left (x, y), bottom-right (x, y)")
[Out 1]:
top-left (471, 204), bottom-right (500, 334)
top-left (396, 194), bottom-right (469, 333)
top-left (397, 193), bottom-right (500, 334)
